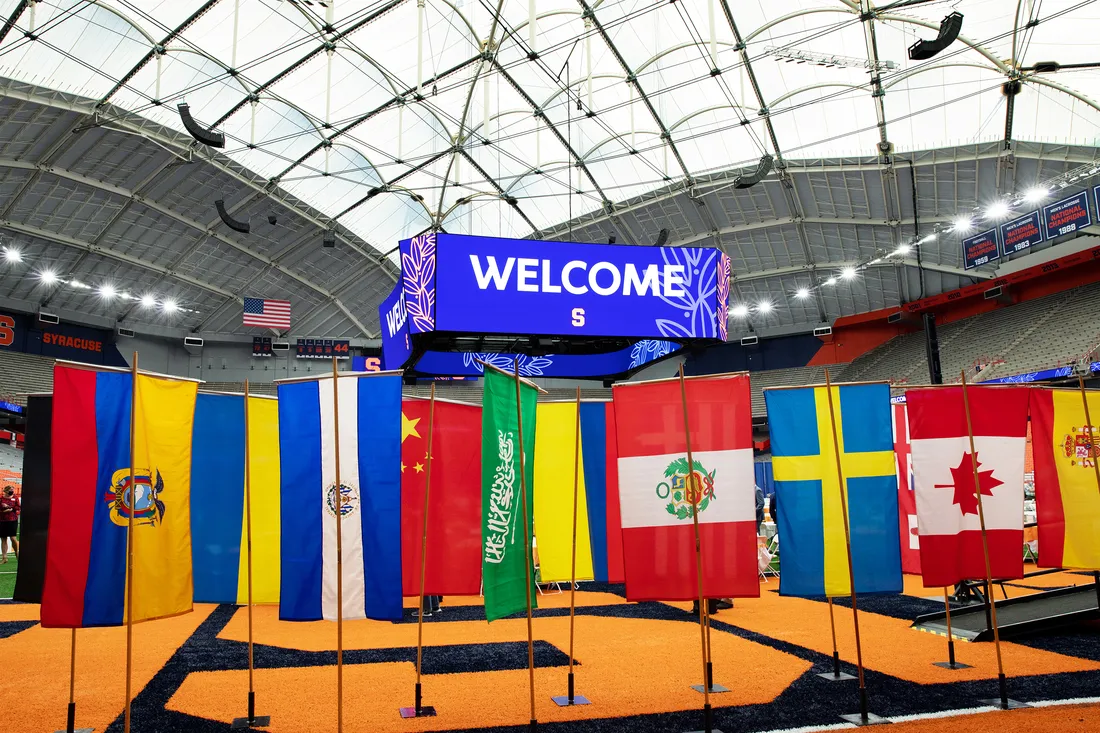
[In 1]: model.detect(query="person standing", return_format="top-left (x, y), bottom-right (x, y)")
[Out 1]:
top-left (755, 484), bottom-right (765, 535)
top-left (0, 486), bottom-right (19, 563)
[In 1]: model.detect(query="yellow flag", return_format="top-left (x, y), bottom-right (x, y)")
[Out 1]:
top-left (237, 395), bottom-right (281, 604)
top-left (533, 402), bottom-right (594, 583)
top-left (128, 373), bottom-right (198, 623)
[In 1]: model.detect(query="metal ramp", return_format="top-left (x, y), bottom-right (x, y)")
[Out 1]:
top-left (911, 583), bottom-right (1100, 641)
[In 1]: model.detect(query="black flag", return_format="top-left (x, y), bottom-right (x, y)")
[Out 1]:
top-left (13, 394), bottom-right (51, 603)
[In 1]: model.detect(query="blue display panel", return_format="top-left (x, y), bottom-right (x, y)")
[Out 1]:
top-left (961, 228), bottom-right (999, 269)
top-left (377, 282), bottom-right (412, 370)
top-left (1000, 211), bottom-right (1043, 256)
top-left (1043, 191), bottom-right (1091, 240)
top-left (414, 339), bottom-right (680, 378)
top-left (400, 232), bottom-right (728, 340)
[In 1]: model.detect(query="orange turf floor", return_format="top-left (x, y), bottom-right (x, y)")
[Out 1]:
top-left (2, 569), bottom-right (1100, 732)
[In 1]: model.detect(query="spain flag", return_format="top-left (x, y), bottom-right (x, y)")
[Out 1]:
top-left (1030, 388), bottom-right (1100, 570)
top-left (40, 363), bottom-right (198, 628)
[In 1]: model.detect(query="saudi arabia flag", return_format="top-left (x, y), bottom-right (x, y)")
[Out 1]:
top-left (481, 366), bottom-right (538, 622)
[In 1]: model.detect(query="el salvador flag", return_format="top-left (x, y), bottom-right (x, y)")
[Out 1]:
top-left (277, 373), bottom-right (403, 621)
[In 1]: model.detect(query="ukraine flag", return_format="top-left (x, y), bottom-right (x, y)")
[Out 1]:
top-left (764, 382), bottom-right (902, 598)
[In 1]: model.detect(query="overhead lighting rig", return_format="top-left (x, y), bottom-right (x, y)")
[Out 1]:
top-left (765, 46), bottom-right (898, 72)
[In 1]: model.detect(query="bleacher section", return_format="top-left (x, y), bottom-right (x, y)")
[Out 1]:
top-left (748, 366), bottom-right (832, 415)
top-left (0, 443), bottom-right (22, 475)
top-left (0, 350), bottom-right (55, 405)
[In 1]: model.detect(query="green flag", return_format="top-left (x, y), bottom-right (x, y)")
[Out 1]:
top-left (481, 366), bottom-right (538, 622)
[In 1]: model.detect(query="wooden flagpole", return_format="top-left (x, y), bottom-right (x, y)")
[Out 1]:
top-left (822, 367), bottom-right (879, 725)
top-left (513, 359), bottom-right (538, 733)
top-left (55, 628), bottom-right (93, 733)
top-left (1076, 376), bottom-right (1100, 609)
top-left (677, 363), bottom-right (714, 733)
top-left (232, 381), bottom-right (270, 728)
top-left (552, 387), bottom-right (592, 706)
top-left (123, 351), bottom-right (138, 733)
top-left (400, 383), bottom-right (439, 718)
top-left (933, 587), bottom-right (969, 670)
top-left (331, 358), bottom-right (344, 733)
top-left (959, 370), bottom-right (1020, 709)
top-left (821, 598), bottom-right (853, 680)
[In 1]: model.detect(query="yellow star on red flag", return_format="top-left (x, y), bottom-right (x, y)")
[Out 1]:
top-left (402, 412), bottom-right (421, 443)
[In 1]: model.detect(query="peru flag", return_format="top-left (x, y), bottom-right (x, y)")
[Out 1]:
top-left (612, 373), bottom-right (758, 601)
top-left (907, 386), bottom-right (1027, 587)
top-left (892, 401), bottom-right (921, 574)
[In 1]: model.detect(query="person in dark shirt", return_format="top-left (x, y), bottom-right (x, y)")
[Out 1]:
top-left (770, 491), bottom-right (778, 527)
top-left (755, 485), bottom-right (765, 534)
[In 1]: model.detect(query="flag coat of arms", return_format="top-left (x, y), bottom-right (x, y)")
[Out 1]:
top-left (401, 397), bottom-right (482, 596)
top-left (277, 373), bottom-right (403, 621)
top-left (765, 382), bottom-right (902, 598)
top-left (612, 373), bottom-right (758, 601)
top-left (41, 363), bottom-right (198, 628)
top-left (481, 367), bottom-right (538, 622)
top-left (1029, 388), bottom-right (1100, 570)
top-left (892, 401), bottom-right (921, 574)
top-left (907, 386), bottom-right (1027, 587)
top-left (191, 392), bottom-right (281, 604)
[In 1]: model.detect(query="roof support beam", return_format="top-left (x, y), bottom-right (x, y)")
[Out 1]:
top-left (731, 258), bottom-right (989, 285)
top-left (456, 149), bottom-right (539, 232)
top-left (0, 1), bottom-right (30, 46)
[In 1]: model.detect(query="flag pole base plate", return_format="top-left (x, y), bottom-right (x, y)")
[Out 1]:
top-left (231, 717), bottom-right (271, 729)
top-left (933, 661), bottom-right (973, 670)
top-left (685, 730), bottom-right (725, 733)
top-left (690, 684), bottom-right (730, 694)
top-left (978, 698), bottom-right (1030, 710)
top-left (817, 671), bottom-right (856, 681)
top-left (839, 712), bottom-right (890, 726)
top-left (399, 706), bottom-right (437, 718)
top-left (551, 695), bottom-right (591, 706)
top-left (53, 729), bottom-right (93, 733)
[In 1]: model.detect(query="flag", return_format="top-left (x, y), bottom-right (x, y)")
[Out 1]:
top-left (191, 392), bottom-right (281, 604)
top-left (481, 366), bottom-right (538, 622)
top-left (1029, 388), bottom-right (1100, 570)
top-left (892, 401), bottom-right (921, 574)
top-left (533, 401), bottom-right (625, 584)
top-left (41, 364), bottom-right (198, 628)
top-left (401, 397), bottom-right (482, 596)
top-left (765, 382), bottom-right (902, 598)
top-left (12, 395), bottom-right (51, 604)
top-left (580, 401), bottom-right (625, 584)
top-left (243, 297), bottom-right (291, 329)
top-left (277, 373), bottom-right (403, 621)
top-left (613, 374), bottom-right (758, 601)
top-left (907, 385), bottom-right (1027, 587)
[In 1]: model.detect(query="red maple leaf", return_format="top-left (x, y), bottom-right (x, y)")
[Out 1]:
top-left (934, 452), bottom-right (1002, 516)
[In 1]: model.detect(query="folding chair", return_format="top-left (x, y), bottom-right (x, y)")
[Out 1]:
top-left (758, 535), bottom-right (778, 582)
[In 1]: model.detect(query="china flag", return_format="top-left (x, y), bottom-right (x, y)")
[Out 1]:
top-left (611, 374), bottom-right (759, 601)
top-left (907, 386), bottom-right (1027, 587)
top-left (401, 398), bottom-right (482, 596)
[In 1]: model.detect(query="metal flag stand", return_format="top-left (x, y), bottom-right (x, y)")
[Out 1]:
top-left (552, 387), bottom-right (592, 707)
top-left (1075, 377), bottom-right (1100, 612)
top-left (513, 359), bottom-right (539, 733)
top-left (677, 364), bottom-right (723, 733)
top-left (822, 368), bottom-right (886, 726)
top-left (818, 598), bottom-right (855, 681)
top-left (123, 351), bottom-right (138, 733)
top-left (233, 381), bottom-right (271, 728)
top-left (331, 358), bottom-right (347, 733)
top-left (959, 371), bottom-right (1028, 710)
top-left (53, 629), bottom-right (93, 733)
top-left (400, 383), bottom-right (439, 719)
top-left (933, 587), bottom-right (971, 670)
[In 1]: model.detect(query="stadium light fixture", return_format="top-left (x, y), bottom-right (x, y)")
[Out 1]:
top-left (3, 247), bottom-right (21, 263)
top-left (824, 276), bottom-right (838, 286)
top-left (841, 266), bottom-right (857, 280)
top-left (952, 215), bottom-right (974, 233)
top-left (99, 284), bottom-right (116, 299)
top-left (1024, 187), bottom-right (1049, 204)
top-left (141, 294), bottom-right (156, 308)
top-left (795, 287), bottom-right (810, 299)
top-left (893, 243), bottom-right (912, 256)
top-left (39, 269), bottom-right (58, 284)
top-left (731, 304), bottom-right (749, 318)
top-left (985, 201), bottom-right (1011, 220)
top-left (757, 301), bottom-right (774, 314)
top-left (162, 299), bottom-right (179, 313)
top-left (919, 233), bottom-right (937, 244)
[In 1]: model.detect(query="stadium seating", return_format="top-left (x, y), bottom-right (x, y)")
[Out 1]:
top-left (0, 350), bottom-right (55, 405)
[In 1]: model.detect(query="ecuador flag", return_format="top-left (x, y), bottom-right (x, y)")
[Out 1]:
top-left (764, 382), bottom-right (902, 598)
top-left (191, 391), bottom-right (281, 604)
top-left (1030, 388), bottom-right (1100, 570)
top-left (41, 363), bottom-right (198, 628)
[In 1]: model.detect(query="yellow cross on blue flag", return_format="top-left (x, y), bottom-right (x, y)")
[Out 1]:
top-left (764, 382), bottom-right (902, 598)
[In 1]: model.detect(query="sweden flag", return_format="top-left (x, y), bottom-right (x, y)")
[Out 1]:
top-left (764, 382), bottom-right (902, 598)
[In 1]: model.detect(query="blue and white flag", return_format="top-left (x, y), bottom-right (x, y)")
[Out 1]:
top-left (277, 373), bottom-right (403, 621)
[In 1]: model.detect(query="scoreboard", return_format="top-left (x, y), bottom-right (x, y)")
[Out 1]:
top-left (252, 336), bottom-right (273, 357)
top-left (296, 338), bottom-right (350, 359)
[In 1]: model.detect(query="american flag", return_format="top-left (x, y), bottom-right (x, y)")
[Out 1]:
top-left (243, 297), bottom-right (291, 329)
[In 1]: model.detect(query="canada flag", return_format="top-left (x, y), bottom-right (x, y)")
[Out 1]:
top-left (892, 401), bottom-right (921, 575)
top-left (906, 386), bottom-right (1028, 588)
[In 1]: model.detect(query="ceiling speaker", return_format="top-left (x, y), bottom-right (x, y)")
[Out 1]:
top-left (734, 154), bottom-right (774, 189)
top-left (653, 228), bottom-right (669, 247)
top-left (177, 103), bottom-right (225, 148)
top-left (215, 199), bottom-right (251, 234)
top-left (908, 12), bottom-right (963, 61)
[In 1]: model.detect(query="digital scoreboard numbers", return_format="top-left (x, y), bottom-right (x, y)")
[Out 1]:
top-left (1043, 191), bottom-right (1091, 240)
top-left (252, 336), bottom-right (273, 357)
top-left (296, 338), bottom-right (350, 359)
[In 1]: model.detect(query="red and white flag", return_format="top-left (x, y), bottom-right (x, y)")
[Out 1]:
top-left (612, 373), bottom-right (758, 601)
top-left (892, 401), bottom-right (921, 574)
top-left (907, 386), bottom-right (1027, 587)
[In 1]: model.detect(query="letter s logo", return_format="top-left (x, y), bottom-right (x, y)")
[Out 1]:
top-left (0, 315), bottom-right (13, 347)
top-left (571, 308), bottom-right (585, 327)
